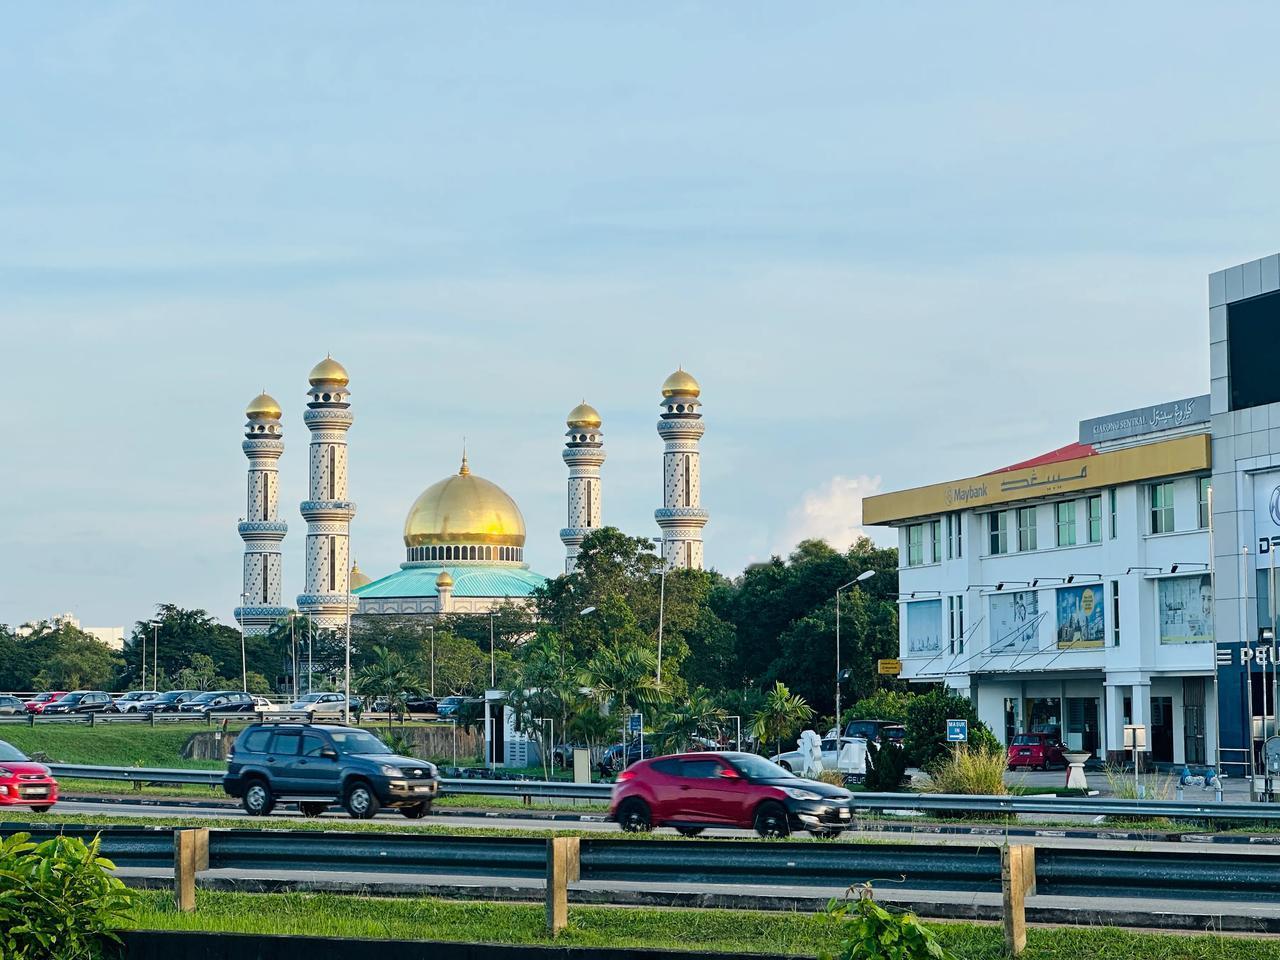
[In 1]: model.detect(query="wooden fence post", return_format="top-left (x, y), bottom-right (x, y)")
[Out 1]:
top-left (174, 828), bottom-right (210, 913)
top-left (1001, 844), bottom-right (1035, 956)
top-left (545, 836), bottom-right (580, 936)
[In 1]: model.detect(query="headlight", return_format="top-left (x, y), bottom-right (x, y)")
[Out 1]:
top-left (380, 764), bottom-right (400, 776)
top-left (782, 787), bottom-right (822, 801)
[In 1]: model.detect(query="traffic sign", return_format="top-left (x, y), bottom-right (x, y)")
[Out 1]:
top-left (877, 658), bottom-right (902, 676)
top-left (945, 719), bottom-right (968, 743)
top-left (628, 713), bottom-right (642, 735)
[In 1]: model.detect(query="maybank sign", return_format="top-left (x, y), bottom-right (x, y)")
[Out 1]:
top-left (863, 434), bottom-right (1210, 525)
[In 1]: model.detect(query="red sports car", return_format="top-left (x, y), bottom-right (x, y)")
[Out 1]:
top-left (0, 740), bottom-right (58, 812)
top-left (24, 691), bottom-right (67, 714)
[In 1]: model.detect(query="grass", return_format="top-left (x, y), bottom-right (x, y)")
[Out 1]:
top-left (122, 890), bottom-right (1280, 958)
top-left (0, 725), bottom-right (226, 769)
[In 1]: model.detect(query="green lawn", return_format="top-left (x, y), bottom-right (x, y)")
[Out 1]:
top-left (0, 725), bottom-right (225, 769)
top-left (124, 890), bottom-right (1280, 959)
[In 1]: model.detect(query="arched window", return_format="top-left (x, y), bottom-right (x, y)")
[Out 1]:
top-left (469, 545), bottom-right (478, 560)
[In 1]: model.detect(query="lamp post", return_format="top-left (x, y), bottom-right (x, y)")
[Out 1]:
top-left (140, 623), bottom-right (146, 692)
top-left (239, 593), bottom-right (248, 693)
top-left (835, 571), bottom-right (876, 731)
top-left (428, 625), bottom-right (436, 698)
top-left (489, 611), bottom-right (496, 687)
top-left (344, 542), bottom-right (353, 725)
top-left (650, 537), bottom-right (667, 686)
top-left (152, 621), bottom-right (159, 691)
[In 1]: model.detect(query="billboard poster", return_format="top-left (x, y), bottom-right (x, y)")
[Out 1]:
top-left (905, 599), bottom-right (942, 655)
top-left (1055, 584), bottom-right (1104, 649)
top-left (988, 590), bottom-right (1040, 654)
top-left (1158, 574), bottom-right (1213, 644)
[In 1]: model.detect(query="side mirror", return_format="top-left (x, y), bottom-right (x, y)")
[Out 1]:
top-left (321, 747), bottom-right (338, 760)
top-left (718, 767), bottom-right (741, 779)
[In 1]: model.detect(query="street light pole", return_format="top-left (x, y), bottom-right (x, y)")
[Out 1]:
top-left (428, 625), bottom-right (436, 699)
top-left (239, 592), bottom-right (248, 693)
top-left (651, 537), bottom-right (667, 686)
top-left (152, 621), bottom-right (158, 690)
top-left (835, 570), bottom-right (877, 732)
top-left (489, 612), bottom-right (496, 688)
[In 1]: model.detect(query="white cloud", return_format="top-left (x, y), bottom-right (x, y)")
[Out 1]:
top-left (776, 474), bottom-right (886, 555)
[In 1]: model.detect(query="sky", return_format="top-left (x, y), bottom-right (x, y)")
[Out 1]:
top-left (4, 3), bottom-right (1280, 630)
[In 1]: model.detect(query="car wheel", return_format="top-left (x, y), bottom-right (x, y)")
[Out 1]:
top-left (675, 826), bottom-right (704, 837)
top-left (617, 798), bottom-right (652, 833)
top-left (242, 780), bottom-right (275, 817)
top-left (28, 805), bottom-right (53, 814)
top-left (777, 760), bottom-right (792, 773)
top-left (344, 781), bottom-right (381, 819)
top-left (399, 802), bottom-right (431, 819)
top-left (754, 801), bottom-right (790, 838)
top-left (299, 802), bottom-right (329, 818)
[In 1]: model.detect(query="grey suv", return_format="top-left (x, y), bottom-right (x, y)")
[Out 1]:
top-left (223, 723), bottom-right (439, 819)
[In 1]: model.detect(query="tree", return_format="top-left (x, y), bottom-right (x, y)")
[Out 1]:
top-left (173, 653), bottom-right (222, 691)
top-left (127, 605), bottom-right (285, 691)
top-left (581, 643), bottom-right (664, 721)
top-left (4, 621), bottom-right (124, 691)
top-left (656, 686), bottom-right (726, 752)
top-left (904, 686), bottom-right (998, 770)
top-left (843, 689), bottom-right (916, 727)
top-left (355, 647), bottom-right (421, 733)
top-left (750, 681), bottom-right (815, 756)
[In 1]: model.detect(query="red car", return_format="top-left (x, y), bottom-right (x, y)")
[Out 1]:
top-left (24, 692), bottom-right (67, 714)
top-left (0, 740), bottom-right (58, 812)
top-left (608, 751), bottom-right (853, 839)
top-left (1007, 732), bottom-right (1066, 771)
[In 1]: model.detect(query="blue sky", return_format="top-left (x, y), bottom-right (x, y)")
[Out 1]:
top-left (4, 3), bottom-right (1280, 628)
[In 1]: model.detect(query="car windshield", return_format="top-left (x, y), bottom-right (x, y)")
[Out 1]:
top-left (295, 693), bottom-right (325, 703)
top-left (0, 742), bottom-right (27, 762)
top-left (1012, 735), bottom-right (1040, 745)
top-left (58, 694), bottom-right (84, 703)
top-left (728, 753), bottom-right (796, 780)
top-left (189, 692), bottom-right (225, 704)
top-left (328, 730), bottom-right (392, 755)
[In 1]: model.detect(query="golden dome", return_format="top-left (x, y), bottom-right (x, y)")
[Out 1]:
top-left (435, 570), bottom-right (454, 588)
top-left (661, 368), bottom-right (700, 398)
top-left (404, 457), bottom-right (527, 548)
top-left (245, 392), bottom-right (282, 421)
top-left (349, 562), bottom-right (372, 589)
top-left (308, 356), bottom-right (350, 387)
top-left (566, 402), bottom-right (602, 429)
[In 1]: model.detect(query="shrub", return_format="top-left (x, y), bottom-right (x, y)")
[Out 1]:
top-left (1102, 764), bottom-right (1176, 825)
top-left (841, 689), bottom-right (914, 727)
top-left (903, 687), bottom-right (997, 770)
top-left (924, 744), bottom-right (1009, 796)
top-left (0, 832), bottom-right (139, 959)
top-left (815, 770), bottom-right (847, 787)
top-left (863, 743), bottom-right (907, 792)
top-left (820, 885), bottom-right (957, 960)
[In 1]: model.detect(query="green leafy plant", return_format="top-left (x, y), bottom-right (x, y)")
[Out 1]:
top-left (864, 743), bottom-right (907, 792)
top-left (820, 885), bottom-right (956, 960)
top-left (0, 831), bottom-right (140, 959)
top-left (903, 687), bottom-right (998, 770)
top-left (922, 744), bottom-right (1009, 820)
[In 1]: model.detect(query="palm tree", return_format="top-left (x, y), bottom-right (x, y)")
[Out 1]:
top-left (581, 643), bottom-right (663, 718)
top-left (564, 702), bottom-right (617, 771)
top-left (751, 681), bottom-right (815, 757)
top-left (657, 686), bottom-right (727, 752)
top-left (354, 646), bottom-right (421, 736)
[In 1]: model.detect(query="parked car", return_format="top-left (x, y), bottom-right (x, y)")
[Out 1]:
top-left (113, 691), bottom-right (159, 713)
top-left (609, 751), bottom-right (853, 838)
top-left (371, 694), bottom-right (438, 715)
top-left (1007, 732), bottom-right (1066, 771)
top-left (137, 690), bottom-right (200, 714)
top-left (223, 723), bottom-right (439, 819)
top-left (598, 740), bottom-right (656, 776)
top-left (251, 696), bottom-right (275, 712)
top-left (24, 692), bottom-right (67, 714)
top-left (770, 736), bottom-right (869, 781)
top-left (842, 719), bottom-right (907, 744)
top-left (0, 696), bottom-right (26, 716)
top-left (0, 739), bottom-right (58, 812)
top-left (179, 690), bottom-right (259, 716)
top-left (41, 691), bottom-right (117, 715)
top-left (436, 696), bottom-right (469, 718)
top-left (289, 692), bottom-right (359, 717)
top-left (551, 742), bottom-right (589, 766)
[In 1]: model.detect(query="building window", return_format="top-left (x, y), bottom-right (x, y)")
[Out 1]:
top-left (1087, 495), bottom-right (1102, 544)
top-left (1150, 481), bottom-right (1175, 534)
top-left (988, 511), bottom-right (1008, 555)
top-left (1109, 488), bottom-right (1117, 539)
top-left (948, 594), bottom-right (966, 655)
top-left (1016, 507), bottom-right (1037, 552)
top-left (906, 525), bottom-right (924, 566)
top-left (929, 519), bottom-right (942, 563)
top-left (1055, 501), bottom-right (1076, 547)
top-left (1199, 477), bottom-right (1211, 529)
top-left (1111, 580), bottom-right (1120, 647)
top-left (946, 513), bottom-right (963, 559)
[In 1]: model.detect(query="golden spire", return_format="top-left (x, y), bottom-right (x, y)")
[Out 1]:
top-left (661, 367), bottom-right (701, 398)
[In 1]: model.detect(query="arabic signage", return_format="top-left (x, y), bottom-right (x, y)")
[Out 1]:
top-left (904, 599), bottom-right (942, 656)
top-left (988, 590), bottom-right (1041, 654)
top-left (1077, 395), bottom-right (1210, 445)
top-left (1055, 584), bottom-right (1104, 650)
top-left (862, 434), bottom-right (1210, 524)
top-left (1158, 574), bottom-right (1213, 644)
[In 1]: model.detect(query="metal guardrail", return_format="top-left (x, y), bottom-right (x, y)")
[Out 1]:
top-left (6, 823), bottom-right (1280, 902)
top-left (40, 764), bottom-right (1280, 817)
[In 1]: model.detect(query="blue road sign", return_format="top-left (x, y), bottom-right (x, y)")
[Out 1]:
top-left (946, 719), bottom-right (969, 743)
top-left (628, 713), bottom-right (642, 734)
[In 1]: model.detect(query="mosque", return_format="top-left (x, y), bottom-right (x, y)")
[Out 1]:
top-left (233, 357), bottom-right (709, 634)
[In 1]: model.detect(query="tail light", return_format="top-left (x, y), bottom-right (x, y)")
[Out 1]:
top-left (617, 769), bottom-right (637, 782)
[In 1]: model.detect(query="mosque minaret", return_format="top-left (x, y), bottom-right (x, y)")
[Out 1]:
top-left (296, 357), bottom-right (359, 627)
top-left (655, 369), bottom-right (708, 570)
top-left (559, 402), bottom-right (606, 573)
top-left (233, 392), bottom-right (290, 635)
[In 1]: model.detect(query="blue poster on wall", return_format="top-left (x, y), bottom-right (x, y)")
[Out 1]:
top-left (1056, 584), bottom-right (1104, 649)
